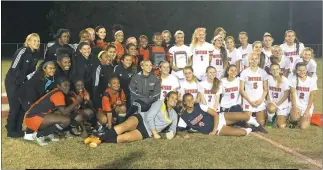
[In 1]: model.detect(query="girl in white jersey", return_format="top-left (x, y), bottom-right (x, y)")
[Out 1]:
top-left (210, 35), bottom-right (229, 79)
top-left (292, 47), bottom-right (317, 83)
top-left (190, 27), bottom-right (214, 81)
top-left (262, 32), bottom-right (274, 60)
top-left (159, 61), bottom-right (180, 100)
top-left (289, 62), bottom-right (317, 129)
top-left (197, 66), bottom-right (222, 111)
top-left (225, 36), bottom-right (242, 72)
top-left (220, 65), bottom-right (242, 112)
top-left (266, 45), bottom-right (291, 78)
top-left (242, 41), bottom-right (267, 70)
top-left (279, 30), bottom-right (305, 70)
top-left (177, 66), bottom-right (199, 129)
top-left (240, 52), bottom-right (269, 126)
top-left (266, 63), bottom-right (290, 128)
top-left (169, 30), bottom-right (192, 83)
top-left (238, 32), bottom-right (253, 67)
top-left (179, 66), bottom-right (199, 101)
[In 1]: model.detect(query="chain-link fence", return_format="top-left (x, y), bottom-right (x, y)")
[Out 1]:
top-left (1, 43), bottom-right (322, 60)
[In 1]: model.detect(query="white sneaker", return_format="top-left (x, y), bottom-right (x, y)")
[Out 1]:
top-left (32, 133), bottom-right (48, 146)
top-left (45, 134), bottom-right (60, 142)
top-left (24, 132), bottom-right (34, 141)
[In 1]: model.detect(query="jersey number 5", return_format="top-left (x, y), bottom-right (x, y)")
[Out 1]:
top-left (253, 82), bottom-right (258, 89)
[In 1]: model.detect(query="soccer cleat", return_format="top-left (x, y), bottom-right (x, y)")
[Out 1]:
top-left (32, 133), bottom-right (48, 146)
top-left (253, 125), bottom-right (268, 134)
top-left (187, 128), bottom-right (198, 133)
top-left (24, 132), bottom-right (34, 141)
top-left (70, 126), bottom-right (82, 136)
top-left (45, 134), bottom-right (60, 142)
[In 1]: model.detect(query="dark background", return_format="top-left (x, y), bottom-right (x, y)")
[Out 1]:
top-left (1, 1), bottom-right (322, 57)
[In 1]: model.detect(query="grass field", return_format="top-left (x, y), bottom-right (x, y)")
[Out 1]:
top-left (1, 59), bottom-right (322, 169)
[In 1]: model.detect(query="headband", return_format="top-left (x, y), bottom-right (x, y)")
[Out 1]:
top-left (98, 51), bottom-right (106, 60)
top-left (43, 61), bottom-right (55, 69)
top-left (174, 30), bottom-right (184, 36)
top-left (114, 30), bottom-right (123, 36)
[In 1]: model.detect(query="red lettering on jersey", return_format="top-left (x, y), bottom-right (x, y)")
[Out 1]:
top-left (242, 53), bottom-right (248, 57)
top-left (245, 104), bottom-right (249, 109)
top-left (213, 54), bottom-right (221, 58)
top-left (184, 89), bottom-right (198, 94)
top-left (204, 89), bottom-right (214, 94)
top-left (195, 50), bottom-right (207, 55)
top-left (269, 86), bottom-right (282, 92)
top-left (190, 114), bottom-right (203, 125)
top-left (174, 51), bottom-right (186, 55)
top-left (225, 87), bottom-right (238, 92)
top-left (296, 86), bottom-right (310, 92)
top-left (248, 77), bottom-right (262, 81)
top-left (284, 51), bottom-right (298, 56)
top-left (161, 85), bottom-right (172, 90)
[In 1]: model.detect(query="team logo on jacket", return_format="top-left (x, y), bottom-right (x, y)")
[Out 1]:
top-left (149, 83), bottom-right (155, 86)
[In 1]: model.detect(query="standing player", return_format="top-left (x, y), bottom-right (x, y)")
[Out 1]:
top-left (266, 45), bottom-right (291, 77)
top-left (220, 65), bottom-right (242, 112)
top-left (266, 63), bottom-right (290, 128)
top-left (190, 27), bottom-right (214, 81)
top-left (237, 31), bottom-right (253, 69)
top-left (159, 61), bottom-right (180, 100)
top-left (112, 24), bottom-right (125, 64)
top-left (210, 35), bottom-right (229, 79)
top-left (289, 62), bottom-right (317, 129)
top-left (169, 30), bottom-right (192, 84)
top-left (197, 66), bottom-right (222, 111)
top-left (240, 52), bottom-right (268, 126)
top-left (262, 32), bottom-right (274, 60)
top-left (225, 36), bottom-right (242, 72)
top-left (280, 30), bottom-right (305, 71)
top-left (242, 41), bottom-right (267, 70)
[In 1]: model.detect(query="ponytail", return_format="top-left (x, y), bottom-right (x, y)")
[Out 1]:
top-left (220, 46), bottom-right (228, 66)
top-left (206, 66), bottom-right (220, 94)
top-left (295, 37), bottom-right (300, 55)
top-left (259, 52), bottom-right (266, 69)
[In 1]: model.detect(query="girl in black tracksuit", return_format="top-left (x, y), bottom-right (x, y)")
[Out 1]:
top-left (113, 54), bottom-right (137, 108)
top-left (5, 33), bottom-right (40, 138)
top-left (55, 48), bottom-right (73, 82)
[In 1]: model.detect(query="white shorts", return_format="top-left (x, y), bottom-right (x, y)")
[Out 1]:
top-left (298, 106), bottom-right (314, 117)
top-left (215, 112), bottom-right (226, 136)
top-left (267, 101), bottom-right (291, 116)
top-left (178, 117), bottom-right (187, 128)
top-left (242, 99), bottom-right (266, 112)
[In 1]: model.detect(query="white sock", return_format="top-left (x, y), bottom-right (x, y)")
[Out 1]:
top-left (242, 128), bottom-right (252, 135)
top-left (267, 112), bottom-right (275, 122)
top-left (247, 116), bottom-right (260, 127)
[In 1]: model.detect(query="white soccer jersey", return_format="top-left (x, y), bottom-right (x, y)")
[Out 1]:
top-left (268, 75), bottom-right (290, 109)
top-left (280, 42), bottom-right (305, 70)
top-left (220, 77), bottom-right (241, 108)
top-left (198, 80), bottom-right (222, 110)
top-left (179, 80), bottom-right (199, 101)
top-left (190, 42), bottom-right (214, 80)
top-left (293, 58), bottom-right (317, 81)
top-left (240, 67), bottom-right (268, 111)
top-left (266, 55), bottom-right (291, 73)
top-left (160, 74), bottom-right (180, 100)
top-left (238, 44), bottom-right (253, 68)
top-left (289, 75), bottom-right (317, 110)
top-left (227, 48), bottom-right (242, 66)
top-left (210, 48), bottom-right (229, 79)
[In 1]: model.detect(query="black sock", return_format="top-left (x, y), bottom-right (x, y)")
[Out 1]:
top-left (37, 124), bottom-right (64, 137)
top-left (70, 119), bottom-right (78, 127)
top-left (25, 128), bottom-right (34, 134)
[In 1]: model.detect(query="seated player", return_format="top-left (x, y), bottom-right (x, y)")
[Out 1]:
top-left (97, 77), bottom-right (127, 132)
top-left (23, 77), bottom-right (83, 146)
top-left (84, 91), bottom-right (178, 147)
top-left (180, 93), bottom-right (268, 136)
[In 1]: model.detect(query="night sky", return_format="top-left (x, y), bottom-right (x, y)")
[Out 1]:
top-left (2, 1), bottom-right (322, 44)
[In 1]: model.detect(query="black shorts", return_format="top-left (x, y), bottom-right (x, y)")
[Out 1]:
top-left (220, 104), bottom-right (243, 113)
top-left (132, 113), bottom-right (150, 139)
